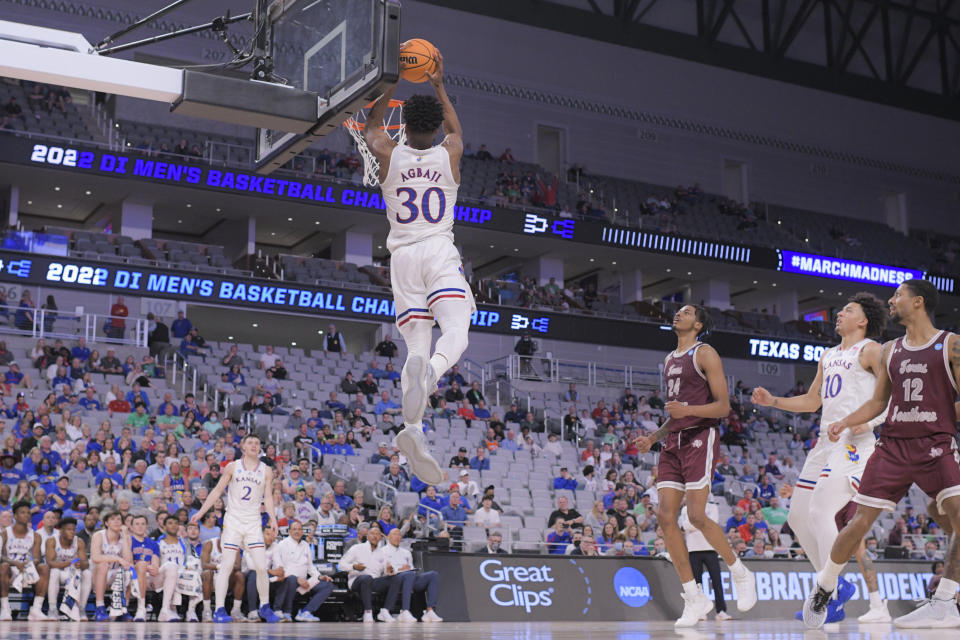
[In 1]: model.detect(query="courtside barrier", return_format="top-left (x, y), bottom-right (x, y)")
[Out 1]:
top-left (420, 552), bottom-right (936, 621)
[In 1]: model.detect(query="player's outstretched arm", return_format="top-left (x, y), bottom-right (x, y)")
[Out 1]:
top-left (828, 341), bottom-right (894, 438)
top-left (427, 53), bottom-right (463, 153)
top-left (751, 354), bottom-right (824, 414)
top-left (365, 83), bottom-right (399, 181)
top-left (665, 345), bottom-right (730, 420)
top-left (190, 461), bottom-right (234, 525)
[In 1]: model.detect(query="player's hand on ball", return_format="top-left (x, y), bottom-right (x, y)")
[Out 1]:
top-left (427, 51), bottom-right (444, 88)
top-left (751, 387), bottom-right (773, 406)
top-left (665, 401), bottom-right (690, 418)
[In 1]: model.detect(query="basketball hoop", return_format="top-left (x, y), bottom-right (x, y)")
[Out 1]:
top-left (343, 98), bottom-right (405, 187)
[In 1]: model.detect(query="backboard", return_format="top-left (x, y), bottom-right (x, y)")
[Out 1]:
top-left (254, 0), bottom-right (401, 174)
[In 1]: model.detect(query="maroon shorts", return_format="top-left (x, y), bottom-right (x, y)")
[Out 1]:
top-left (835, 501), bottom-right (857, 529)
top-left (854, 433), bottom-right (960, 512)
top-left (656, 425), bottom-right (719, 492)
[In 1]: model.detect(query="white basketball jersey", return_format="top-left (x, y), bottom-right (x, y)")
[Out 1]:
top-left (159, 537), bottom-right (185, 566)
top-left (380, 143), bottom-right (459, 253)
top-left (38, 527), bottom-right (58, 550)
top-left (99, 531), bottom-right (122, 566)
top-left (4, 527), bottom-right (33, 563)
top-left (226, 459), bottom-right (266, 521)
top-left (54, 534), bottom-right (78, 564)
top-left (820, 338), bottom-right (879, 446)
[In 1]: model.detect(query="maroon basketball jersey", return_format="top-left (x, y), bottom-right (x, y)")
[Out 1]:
top-left (884, 330), bottom-right (958, 439)
top-left (664, 342), bottom-right (717, 432)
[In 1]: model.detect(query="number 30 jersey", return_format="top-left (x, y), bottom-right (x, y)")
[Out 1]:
top-left (380, 143), bottom-right (459, 254)
top-left (225, 460), bottom-right (266, 521)
top-left (820, 338), bottom-right (880, 446)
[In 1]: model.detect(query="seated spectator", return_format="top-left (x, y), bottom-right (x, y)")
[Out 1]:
top-left (5, 363), bottom-right (31, 389)
top-left (764, 453), bottom-right (784, 481)
top-left (373, 391), bottom-right (400, 417)
top-left (569, 533), bottom-right (599, 556)
top-left (340, 372), bottom-right (358, 395)
top-left (482, 531), bottom-right (508, 554)
top-left (736, 489), bottom-right (755, 512)
top-left (472, 495), bottom-right (501, 529)
top-left (448, 447), bottom-right (469, 469)
top-left (548, 496), bottom-right (583, 529)
top-left (469, 447), bottom-right (490, 471)
top-left (543, 433), bottom-right (562, 458)
top-left (757, 474), bottom-right (776, 505)
top-left (336, 526), bottom-right (398, 623)
top-left (546, 520), bottom-right (572, 554)
top-left (473, 401), bottom-right (491, 421)
top-left (332, 480), bottom-right (354, 511)
top-left (553, 467), bottom-right (578, 491)
top-left (358, 373), bottom-right (378, 400)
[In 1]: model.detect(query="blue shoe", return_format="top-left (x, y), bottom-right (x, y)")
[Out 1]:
top-left (117, 613), bottom-right (133, 622)
top-left (794, 610), bottom-right (803, 620)
top-left (212, 607), bottom-right (233, 623)
top-left (259, 604), bottom-right (280, 624)
top-left (825, 600), bottom-right (846, 623)
top-left (94, 606), bottom-right (110, 622)
top-left (835, 576), bottom-right (855, 606)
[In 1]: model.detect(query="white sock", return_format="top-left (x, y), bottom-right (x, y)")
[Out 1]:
top-left (729, 558), bottom-right (748, 577)
top-left (817, 558), bottom-right (845, 593)
top-left (934, 577), bottom-right (959, 601)
top-left (869, 591), bottom-right (882, 608)
top-left (203, 600), bottom-right (212, 614)
top-left (32, 595), bottom-right (43, 609)
top-left (96, 599), bottom-right (105, 608)
top-left (682, 580), bottom-right (699, 597)
top-left (1, 597), bottom-right (9, 608)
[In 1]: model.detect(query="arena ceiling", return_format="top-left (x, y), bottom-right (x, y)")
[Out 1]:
top-left (419, 0), bottom-right (960, 121)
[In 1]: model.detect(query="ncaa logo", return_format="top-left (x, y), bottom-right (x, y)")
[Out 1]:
top-left (613, 567), bottom-right (651, 607)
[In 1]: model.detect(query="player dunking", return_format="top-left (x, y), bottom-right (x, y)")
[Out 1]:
top-left (804, 280), bottom-right (960, 629)
top-left (635, 305), bottom-right (756, 626)
top-left (191, 434), bottom-right (280, 623)
top-left (753, 293), bottom-right (891, 623)
top-left (365, 51), bottom-right (474, 485)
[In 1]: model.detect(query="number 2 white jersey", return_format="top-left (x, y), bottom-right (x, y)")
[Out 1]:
top-left (819, 338), bottom-right (879, 446)
top-left (380, 143), bottom-right (459, 253)
top-left (225, 460), bottom-right (266, 522)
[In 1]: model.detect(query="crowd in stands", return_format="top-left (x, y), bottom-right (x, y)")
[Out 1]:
top-left (0, 294), bottom-right (948, 621)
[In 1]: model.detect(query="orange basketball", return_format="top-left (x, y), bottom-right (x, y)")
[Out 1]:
top-left (399, 38), bottom-right (439, 83)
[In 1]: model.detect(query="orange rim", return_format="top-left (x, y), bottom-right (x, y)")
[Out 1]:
top-left (342, 99), bottom-right (405, 130)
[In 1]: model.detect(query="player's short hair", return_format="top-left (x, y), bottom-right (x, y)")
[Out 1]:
top-left (903, 279), bottom-right (939, 315)
top-left (241, 433), bottom-right (260, 444)
top-left (690, 305), bottom-right (713, 338)
top-left (848, 292), bottom-right (887, 338)
top-left (102, 510), bottom-right (122, 524)
top-left (59, 517), bottom-right (78, 528)
top-left (403, 94), bottom-right (444, 135)
top-left (131, 514), bottom-right (148, 525)
top-left (12, 501), bottom-right (30, 514)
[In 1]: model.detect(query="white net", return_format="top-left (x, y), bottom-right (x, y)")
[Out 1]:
top-left (343, 99), bottom-right (406, 187)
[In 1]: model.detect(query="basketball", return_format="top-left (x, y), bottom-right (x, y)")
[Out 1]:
top-left (399, 38), bottom-right (439, 83)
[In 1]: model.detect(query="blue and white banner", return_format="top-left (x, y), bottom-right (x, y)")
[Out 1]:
top-left (779, 250), bottom-right (923, 288)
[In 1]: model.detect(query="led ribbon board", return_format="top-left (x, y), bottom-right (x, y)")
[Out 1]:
top-left (778, 250), bottom-right (940, 289)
